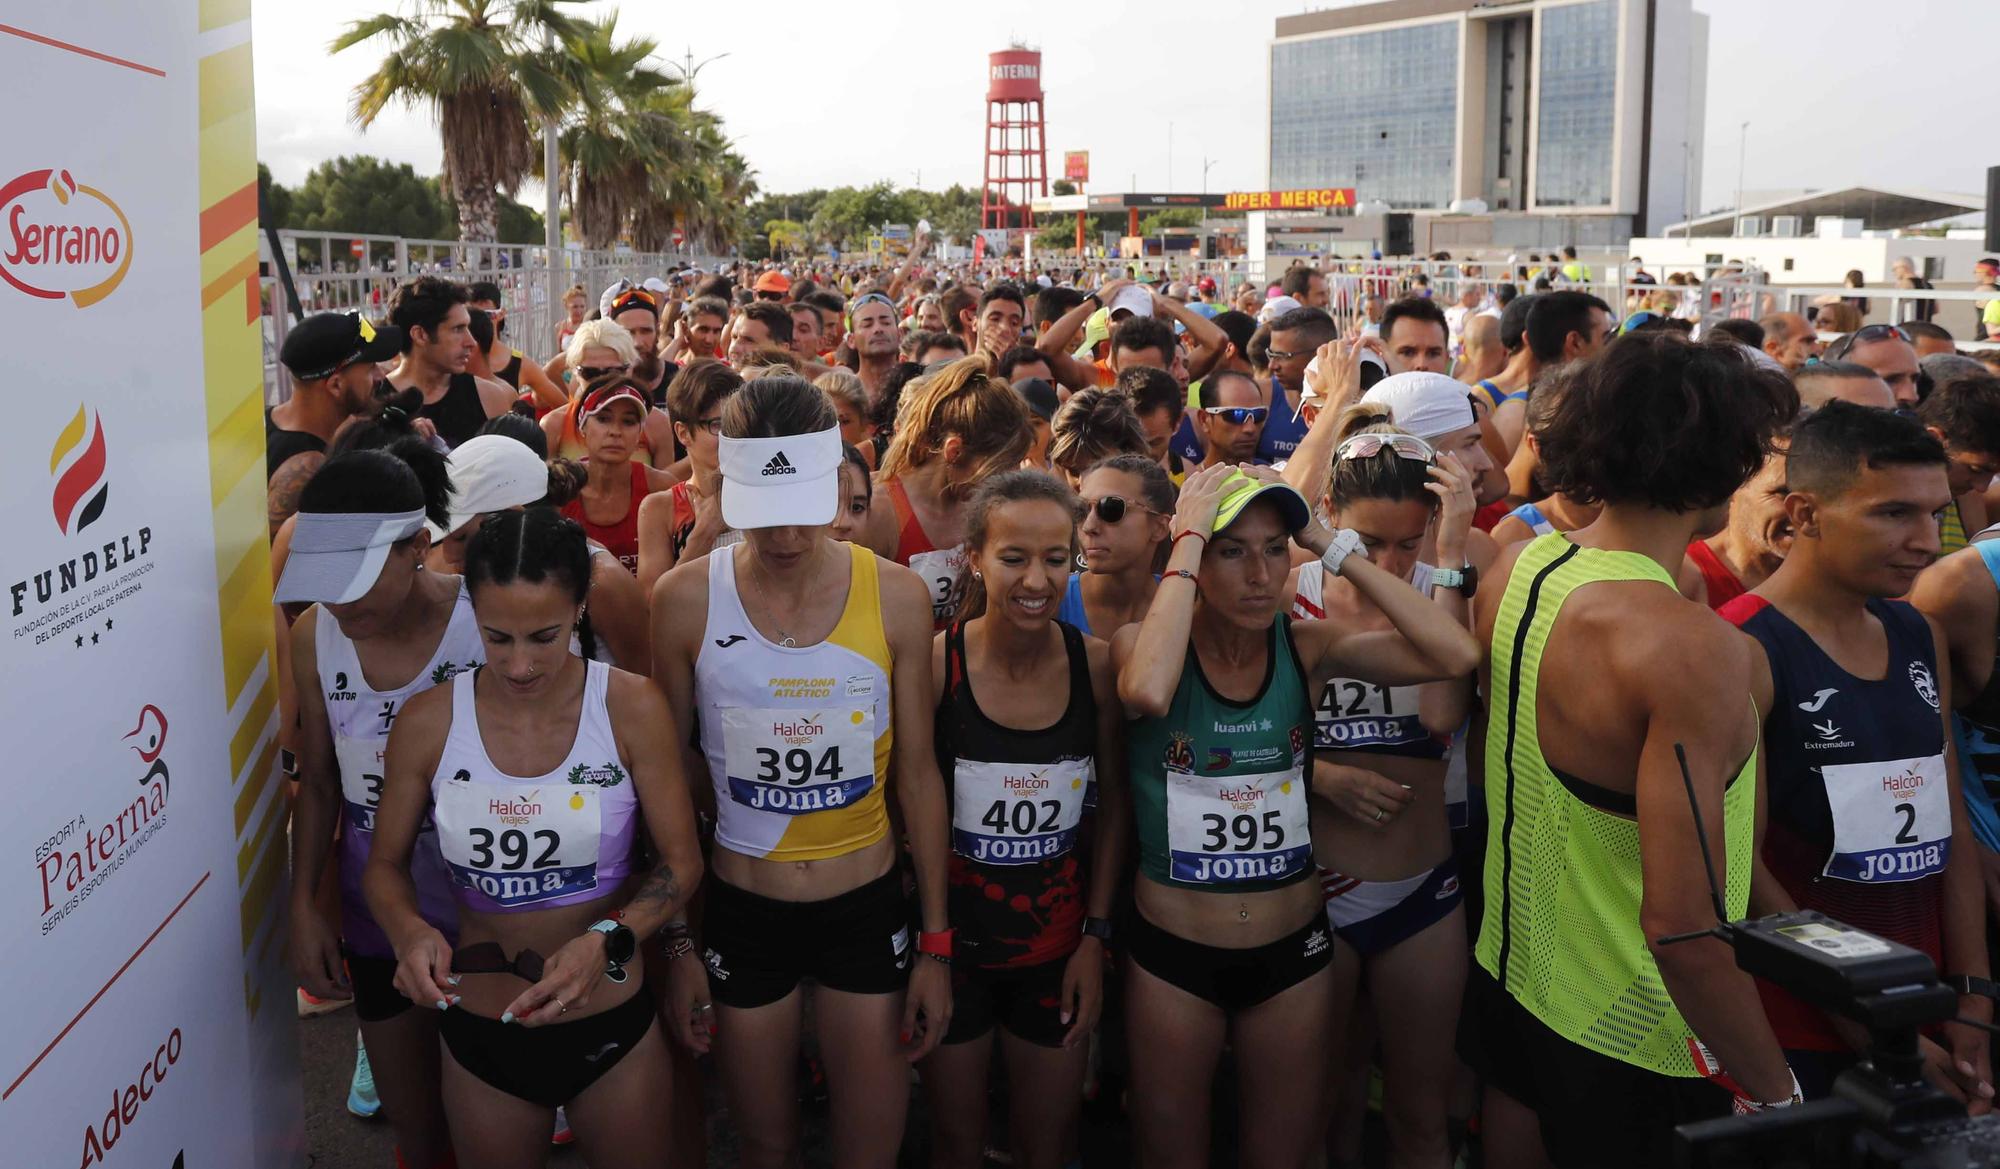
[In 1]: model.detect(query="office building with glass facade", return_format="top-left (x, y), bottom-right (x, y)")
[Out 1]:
top-left (1269, 0), bottom-right (1706, 241)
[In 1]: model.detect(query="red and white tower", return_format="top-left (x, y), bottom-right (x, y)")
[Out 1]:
top-left (982, 48), bottom-right (1048, 233)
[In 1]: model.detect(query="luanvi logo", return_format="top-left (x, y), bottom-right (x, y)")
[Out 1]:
top-left (50, 404), bottom-right (108, 535)
top-left (0, 168), bottom-right (133, 308)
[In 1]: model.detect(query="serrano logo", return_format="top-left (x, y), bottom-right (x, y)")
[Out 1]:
top-left (1, 168), bottom-right (132, 307)
top-left (50, 404), bottom-right (109, 535)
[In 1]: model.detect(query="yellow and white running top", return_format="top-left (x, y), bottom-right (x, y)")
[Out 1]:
top-left (694, 542), bottom-right (895, 861)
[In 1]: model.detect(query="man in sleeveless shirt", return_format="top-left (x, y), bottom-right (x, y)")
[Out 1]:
top-left (384, 276), bottom-right (516, 449)
top-left (269, 311), bottom-right (404, 532)
top-left (1467, 333), bottom-right (1801, 1166)
top-left (1725, 402), bottom-right (1993, 1108)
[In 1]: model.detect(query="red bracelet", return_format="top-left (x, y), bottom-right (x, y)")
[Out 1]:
top-left (1172, 529), bottom-right (1208, 550)
top-left (917, 929), bottom-right (954, 960)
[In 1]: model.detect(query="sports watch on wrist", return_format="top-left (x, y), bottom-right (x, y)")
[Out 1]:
top-left (1431, 564), bottom-right (1478, 598)
top-left (588, 919), bottom-right (638, 977)
top-left (1320, 528), bottom-right (1367, 577)
top-left (1082, 916), bottom-right (1115, 942)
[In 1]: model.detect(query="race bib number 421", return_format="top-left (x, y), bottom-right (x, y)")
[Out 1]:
top-left (1822, 753), bottom-right (1950, 883)
top-left (434, 782), bottom-right (601, 908)
top-left (722, 707), bottom-right (875, 815)
top-left (1165, 766), bottom-right (1310, 885)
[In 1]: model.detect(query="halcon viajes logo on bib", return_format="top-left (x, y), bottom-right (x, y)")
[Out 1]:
top-left (49, 404), bottom-right (109, 535)
top-left (0, 168), bottom-right (133, 307)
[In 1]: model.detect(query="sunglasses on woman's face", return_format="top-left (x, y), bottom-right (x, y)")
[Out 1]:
top-left (1083, 495), bottom-right (1163, 524)
top-left (577, 363), bottom-right (629, 381)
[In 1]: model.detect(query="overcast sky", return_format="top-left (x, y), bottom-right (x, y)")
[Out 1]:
top-left (253, 0), bottom-right (1991, 215)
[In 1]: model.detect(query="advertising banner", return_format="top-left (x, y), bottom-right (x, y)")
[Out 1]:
top-left (1064, 151), bottom-right (1090, 183)
top-left (1, 7), bottom-right (302, 1168)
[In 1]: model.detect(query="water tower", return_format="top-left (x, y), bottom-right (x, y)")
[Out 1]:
top-left (981, 48), bottom-right (1048, 233)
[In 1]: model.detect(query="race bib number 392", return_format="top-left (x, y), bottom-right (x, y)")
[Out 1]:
top-left (951, 757), bottom-right (1090, 865)
top-left (435, 782), bottom-right (602, 908)
top-left (1165, 766), bottom-right (1310, 885)
top-left (1822, 753), bottom-right (1950, 883)
top-left (722, 707), bottom-right (875, 815)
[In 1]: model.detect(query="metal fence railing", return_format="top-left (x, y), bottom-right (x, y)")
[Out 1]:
top-left (259, 231), bottom-right (726, 405)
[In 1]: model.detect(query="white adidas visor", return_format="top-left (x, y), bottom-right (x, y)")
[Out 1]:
top-left (274, 508), bottom-right (428, 605)
top-left (718, 424), bottom-right (842, 530)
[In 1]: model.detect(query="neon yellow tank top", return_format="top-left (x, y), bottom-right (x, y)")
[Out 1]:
top-left (1940, 499), bottom-right (1969, 558)
top-left (1475, 535), bottom-right (1756, 1077)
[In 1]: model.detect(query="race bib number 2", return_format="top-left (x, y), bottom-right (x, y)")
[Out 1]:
top-left (722, 707), bottom-right (875, 815)
top-left (1165, 766), bottom-right (1311, 885)
top-left (1822, 753), bottom-right (1950, 883)
top-left (952, 757), bottom-right (1090, 865)
top-left (434, 781), bottom-right (602, 908)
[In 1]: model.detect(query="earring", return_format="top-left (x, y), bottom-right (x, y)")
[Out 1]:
top-left (972, 571), bottom-right (982, 580)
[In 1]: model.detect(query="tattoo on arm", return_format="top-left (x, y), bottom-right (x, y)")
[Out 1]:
top-left (267, 453), bottom-right (324, 533)
top-left (625, 861), bottom-right (682, 920)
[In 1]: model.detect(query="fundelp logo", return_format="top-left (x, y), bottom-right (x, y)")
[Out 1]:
top-left (0, 168), bottom-right (132, 307)
top-left (50, 404), bottom-right (109, 535)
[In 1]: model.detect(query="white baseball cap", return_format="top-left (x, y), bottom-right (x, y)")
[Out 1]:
top-left (719, 423), bottom-right (843, 530)
top-left (1258, 295), bottom-right (1302, 324)
top-left (427, 434), bottom-right (549, 540)
top-left (1107, 284), bottom-right (1154, 319)
top-left (1359, 372), bottom-right (1480, 440)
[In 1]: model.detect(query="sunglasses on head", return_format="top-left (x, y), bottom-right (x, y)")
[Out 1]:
top-left (1202, 405), bottom-right (1269, 425)
top-left (1083, 495), bottom-right (1162, 524)
top-left (1824, 323), bottom-right (1910, 363)
top-left (1336, 432), bottom-right (1436, 463)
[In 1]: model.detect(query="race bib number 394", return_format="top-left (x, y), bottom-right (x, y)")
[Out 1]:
top-left (1822, 753), bottom-right (1950, 884)
top-left (951, 757), bottom-right (1091, 865)
top-left (1166, 766), bottom-right (1311, 885)
top-left (435, 782), bottom-right (601, 908)
top-left (722, 707), bottom-right (875, 815)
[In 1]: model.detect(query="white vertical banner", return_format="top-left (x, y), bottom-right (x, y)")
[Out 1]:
top-left (0, 5), bottom-right (301, 1168)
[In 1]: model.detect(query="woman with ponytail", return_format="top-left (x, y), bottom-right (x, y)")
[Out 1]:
top-left (1290, 403), bottom-right (1482, 1169)
top-left (925, 469), bottom-right (1127, 1169)
top-left (281, 436), bottom-right (480, 1169)
top-left (866, 356), bottom-right (1032, 629)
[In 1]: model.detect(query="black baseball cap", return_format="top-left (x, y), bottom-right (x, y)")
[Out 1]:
top-left (280, 312), bottom-right (406, 381)
top-left (1012, 377), bottom-right (1059, 423)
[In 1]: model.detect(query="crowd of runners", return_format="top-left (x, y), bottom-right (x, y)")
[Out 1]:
top-left (264, 247), bottom-right (2000, 1169)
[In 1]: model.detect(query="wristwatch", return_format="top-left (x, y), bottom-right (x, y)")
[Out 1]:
top-left (588, 919), bottom-right (638, 971)
top-left (1082, 916), bottom-right (1115, 943)
top-left (1431, 564), bottom-right (1478, 598)
top-left (1084, 291), bottom-right (1102, 308)
top-left (1320, 528), bottom-right (1367, 577)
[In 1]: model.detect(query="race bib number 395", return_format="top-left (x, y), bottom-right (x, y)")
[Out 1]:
top-left (951, 757), bottom-right (1090, 865)
top-left (722, 707), bottom-right (875, 815)
top-left (435, 782), bottom-right (601, 907)
top-left (1822, 753), bottom-right (1950, 884)
top-left (1166, 766), bottom-right (1311, 885)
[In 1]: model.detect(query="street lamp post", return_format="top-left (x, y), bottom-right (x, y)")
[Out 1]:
top-left (1734, 121), bottom-right (1750, 229)
top-left (1202, 156), bottom-right (1220, 196)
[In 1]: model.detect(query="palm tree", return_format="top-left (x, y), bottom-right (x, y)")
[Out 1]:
top-left (334, 0), bottom-right (585, 246)
top-left (556, 16), bottom-right (682, 249)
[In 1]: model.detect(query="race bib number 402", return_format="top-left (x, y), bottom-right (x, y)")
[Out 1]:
top-left (722, 707), bottom-right (875, 815)
top-left (435, 782), bottom-right (602, 908)
top-left (1822, 753), bottom-right (1950, 883)
top-left (951, 757), bottom-right (1091, 865)
top-left (1165, 766), bottom-right (1311, 885)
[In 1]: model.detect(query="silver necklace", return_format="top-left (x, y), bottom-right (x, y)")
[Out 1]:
top-left (746, 545), bottom-right (822, 648)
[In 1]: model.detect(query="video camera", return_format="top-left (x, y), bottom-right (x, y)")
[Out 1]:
top-left (1660, 745), bottom-right (2000, 1167)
